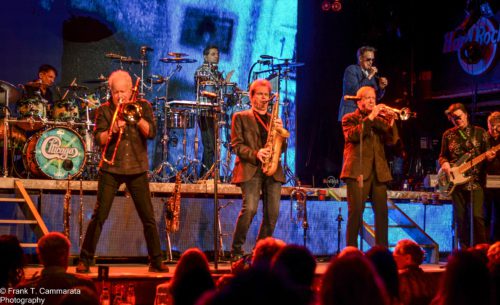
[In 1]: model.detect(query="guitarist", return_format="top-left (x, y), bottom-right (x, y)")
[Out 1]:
top-left (485, 112), bottom-right (500, 242)
top-left (438, 103), bottom-right (490, 248)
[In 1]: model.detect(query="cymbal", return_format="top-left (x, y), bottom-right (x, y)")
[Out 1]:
top-left (160, 57), bottom-right (197, 64)
top-left (168, 52), bottom-right (189, 58)
top-left (61, 85), bottom-right (89, 91)
top-left (105, 53), bottom-right (144, 64)
top-left (82, 77), bottom-right (108, 84)
top-left (0, 80), bottom-right (22, 104)
top-left (146, 75), bottom-right (165, 85)
top-left (271, 62), bottom-right (305, 69)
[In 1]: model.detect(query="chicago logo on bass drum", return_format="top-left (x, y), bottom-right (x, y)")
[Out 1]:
top-left (40, 136), bottom-right (79, 160)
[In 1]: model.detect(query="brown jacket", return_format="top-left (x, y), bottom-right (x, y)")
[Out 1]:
top-left (231, 109), bottom-right (286, 184)
top-left (340, 109), bottom-right (398, 183)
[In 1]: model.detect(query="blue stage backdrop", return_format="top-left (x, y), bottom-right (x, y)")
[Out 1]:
top-left (0, 0), bottom-right (298, 183)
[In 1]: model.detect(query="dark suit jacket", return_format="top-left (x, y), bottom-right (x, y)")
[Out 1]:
top-left (337, 64), bottom-right (385, 121)
top-left (231, 109), bottom-right (286, 184)
top-left (340, 109), bottom-right (398, 183)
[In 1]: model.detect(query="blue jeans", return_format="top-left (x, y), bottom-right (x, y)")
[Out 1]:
top-left (231, 169), bottom-right (282, 254)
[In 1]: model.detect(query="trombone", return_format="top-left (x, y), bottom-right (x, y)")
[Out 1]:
top-left (98, 78), bottom-right (141, 168)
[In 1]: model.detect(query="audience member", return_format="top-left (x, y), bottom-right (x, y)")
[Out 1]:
top-left (271, 245), bottom-right (317, 305)
top-left (366, 246), bottom-right (401, 305)
top-left (57, 286), bottom-right (99, 305)
top-left (0, 235), bottom-right (25, 288)
top-left (15, 232), bottom-right (96, 305)
top-left (155, 248), bottom-right (214, 305)
top-left (320, 255), bottom-right (389, 305)
top-left (430, 250), bottom-right (490, 305)
top-left (337, 246), bottom-right (364, 258)
top-left (393, 239), bottom-right (436, 305)
top-left (488, 242), bottom-right (500, 305)
top-left (231, 237), bottom-right (286, 275)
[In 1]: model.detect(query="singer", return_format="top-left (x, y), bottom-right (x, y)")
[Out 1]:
top-left (340, 86), bottom-right (398, 248)
top-left (439, 103), bottom-right (490, 248)
top-left (338, 46), bottom-right (388, 121)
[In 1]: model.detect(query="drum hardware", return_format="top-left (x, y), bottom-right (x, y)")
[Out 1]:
top-left (105, 52), bottom-right (146, 65)
top-left (0, 80), bottom-right (22, 105)
top-left (78, 178), bottom-right (84, 246)
top-left (152, 53), bottom-right (196, 181)
top-left (82, 75), bottom-right (108, 84)
top-left (63, 178), bottom-right (72, 239)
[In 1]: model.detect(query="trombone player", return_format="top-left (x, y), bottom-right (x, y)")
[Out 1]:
top-left (76, 70), bottom-right (168, 273)
top-left (340, 86), bottom-right (399, 248)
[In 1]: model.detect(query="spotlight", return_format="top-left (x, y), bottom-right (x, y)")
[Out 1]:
top-left (321, 0), bottom-right (331, 11)
top-left (331, 0), bottom-right (342, 12)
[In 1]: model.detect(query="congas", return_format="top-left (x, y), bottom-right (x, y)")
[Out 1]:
top-left (222, 83), bottom-right (236, 96)
top-left (52, 99), bottom-right (80, 121)
top-left (199, 81), bottom-right (218, 99)
top-left (166, 109), bottom-right (194, 129)
top-left (17, 97), bottom-right (47, 120)
top-left (23, 127), bottom-right (86, 179)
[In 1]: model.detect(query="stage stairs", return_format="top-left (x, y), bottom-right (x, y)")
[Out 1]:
top-left (361, 199), bottom-right (439, 263)
top-left (0, 180), bottom-right (48, 247)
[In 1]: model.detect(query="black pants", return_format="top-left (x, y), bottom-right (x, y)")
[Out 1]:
top-left (199, 114), bottom-right (215, 175)
top-left (80, 171), bottom-right (162, 264)
top-left (451, 187), bottom-right (487, 248)
top-left (345, 173), bottom-right (388, 247)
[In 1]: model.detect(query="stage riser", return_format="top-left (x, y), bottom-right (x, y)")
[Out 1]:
top-left (0, 194), bottom-right (453, 255)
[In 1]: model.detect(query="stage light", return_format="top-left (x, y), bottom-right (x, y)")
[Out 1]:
top-left (321, 0), bottom-right (331, 11)
top-left (331, 0), bottom-right (342, 12)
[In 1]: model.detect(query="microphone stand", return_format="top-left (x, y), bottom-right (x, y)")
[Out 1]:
top-left (336, 207), bottom-right (343, 255)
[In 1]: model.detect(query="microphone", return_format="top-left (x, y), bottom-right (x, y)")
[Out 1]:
top-left (344, 95), bottom-right (362, 101)
top-left (140, 46), bottom-right (153, 52)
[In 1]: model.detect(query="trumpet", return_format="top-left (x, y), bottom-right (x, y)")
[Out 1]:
top-left (378, 106), bottom-right (416, 121)
top-left (99, 78), bottom-right (141, 168)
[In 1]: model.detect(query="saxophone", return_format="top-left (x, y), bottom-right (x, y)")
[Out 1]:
top-left (165, 167), bottom-right (187, 233)
top-left (262, 94), bottom-right (290, 176)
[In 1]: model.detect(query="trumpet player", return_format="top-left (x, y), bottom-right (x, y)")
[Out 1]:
top-left (230, 79), bottom-right (286, 261)
top-left (341, 86), bottom-right (399, 248)
top-left (77, 70), bottom-right (169, 273)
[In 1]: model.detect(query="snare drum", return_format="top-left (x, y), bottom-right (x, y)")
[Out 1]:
top-left (166, 109), bottom-right (194, 129)
top-left (17, 97), bottom-right (47, 120)
top-left (52, 99), bottom-right (80, 121)
top-left (23, 127), bottom-right (86, 179)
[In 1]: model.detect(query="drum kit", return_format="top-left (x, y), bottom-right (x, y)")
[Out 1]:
top-left (0, 77), bottom-right (104, 180)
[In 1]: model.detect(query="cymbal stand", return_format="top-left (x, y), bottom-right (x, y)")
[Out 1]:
top-left (2, 91), bottom-right (10, 177)
top-left (278, 68), bottom-right (298, 185)
top-left (152, 65), bottom-right (182, 181)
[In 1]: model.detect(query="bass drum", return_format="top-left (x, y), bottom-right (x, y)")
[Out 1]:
top-left (23, 127), bottom-right (86, 179)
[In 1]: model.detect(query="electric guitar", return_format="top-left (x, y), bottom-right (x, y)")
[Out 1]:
top-left (437, 143), bottom-right (500, 195)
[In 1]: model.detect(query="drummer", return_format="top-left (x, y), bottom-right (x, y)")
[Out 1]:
top-left (194, 45), bottom-right (223, 176)
top-left (24, 64), bottom-right (58, 106)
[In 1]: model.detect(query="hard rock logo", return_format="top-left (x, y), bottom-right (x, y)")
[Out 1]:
top-left (40, 136), bottom-right (79, 160)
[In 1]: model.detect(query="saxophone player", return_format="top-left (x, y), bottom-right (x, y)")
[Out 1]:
top-left (230, 79), bottom-right (286, 260)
